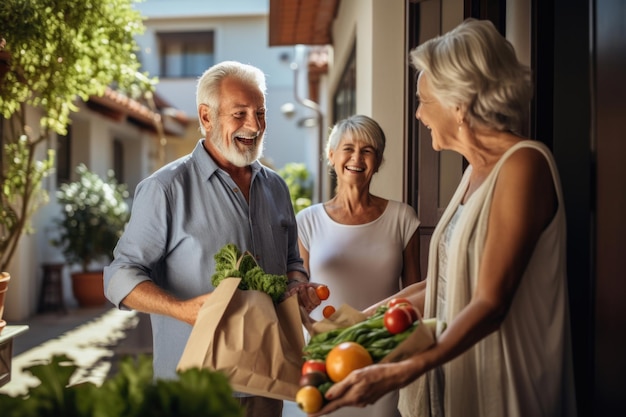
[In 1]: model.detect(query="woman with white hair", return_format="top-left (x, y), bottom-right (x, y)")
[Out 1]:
top-left (297, 114), bottom-right (421, 417)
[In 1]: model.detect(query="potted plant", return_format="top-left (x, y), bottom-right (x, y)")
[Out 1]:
top-left (52, 164), bottom-right (130, 307)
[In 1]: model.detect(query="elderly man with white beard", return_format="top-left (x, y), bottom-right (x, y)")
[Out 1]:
top-left (104, 61), bottom-right (320, 417)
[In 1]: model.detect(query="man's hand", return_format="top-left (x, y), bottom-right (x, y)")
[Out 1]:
top-left (286, 281), bottom-right (321, 313)
top-left (178, 293), bottom-right (212, 325)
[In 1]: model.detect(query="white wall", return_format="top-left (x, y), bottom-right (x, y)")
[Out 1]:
top-left (327, 0), bottom-right (407, 202)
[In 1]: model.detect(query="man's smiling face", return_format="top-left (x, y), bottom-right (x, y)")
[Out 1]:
top-left (207, 76), bottom-right (267, 167)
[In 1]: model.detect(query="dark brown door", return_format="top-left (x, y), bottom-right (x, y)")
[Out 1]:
top-left (405, 0), bottom-right (445, 277)
top-left (592, 1), bottom-right (626, 414)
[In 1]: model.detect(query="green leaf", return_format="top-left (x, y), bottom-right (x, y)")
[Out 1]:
top-left (141, 368), bottom-right (244, 417)
top-left (51, 163), bottom-right (129, 271)
top-left (0, 354), bottom-right (245, 417)
top-left (19, 354), bottom-right (95, 417)
top-left (277, 162), bottom-right (313, 213)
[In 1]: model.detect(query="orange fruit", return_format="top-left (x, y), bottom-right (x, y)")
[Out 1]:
top-left (295, 385), bottom-right (324, 413)
top-left (325, 341), bottom-right (373, 382)
top-left (322, 305), bottom-right (336, 318)
top-left (316, 285), bottom-right (330, 300)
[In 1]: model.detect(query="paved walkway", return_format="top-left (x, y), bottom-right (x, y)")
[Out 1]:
top-left (1, 306), bottom-right (305, 416)
top-left (0, 307), bottom-right (138, 397)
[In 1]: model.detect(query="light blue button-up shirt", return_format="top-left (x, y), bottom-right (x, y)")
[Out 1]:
top-left (104, 139), bottom-right (306, 379)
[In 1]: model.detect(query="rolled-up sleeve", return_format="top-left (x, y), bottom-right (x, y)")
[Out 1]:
top-left (104, 177), bottom-right (170, 308)
top-left (286, 208), bottom-right (308, 278)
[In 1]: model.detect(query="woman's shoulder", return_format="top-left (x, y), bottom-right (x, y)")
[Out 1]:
top-left (386, 199), bottom-right (418, 216)
top-left (503, 139), bottom-right (553, 163)
top-left (500, 140), bottom-right (556, 177)
top-left (493, 140), bottom-right (559, 217)
top-left (295, 203), bottom-right (325, 222)
top-left (383, 200), bottom-right (420, 228)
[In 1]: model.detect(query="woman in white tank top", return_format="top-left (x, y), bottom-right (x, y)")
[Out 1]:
top-left (296, 114), bottom-right (422, 417)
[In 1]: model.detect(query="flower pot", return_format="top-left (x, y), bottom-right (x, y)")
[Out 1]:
top-left (71, 271), bottom-right (107, 308)
top-left (0, 272), bottom-right (10, 334)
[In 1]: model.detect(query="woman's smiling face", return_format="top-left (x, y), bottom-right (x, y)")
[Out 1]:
top-left (415, 72), bottom-right (458, 151)
top-left (329, 135), bottom-right (380, 186)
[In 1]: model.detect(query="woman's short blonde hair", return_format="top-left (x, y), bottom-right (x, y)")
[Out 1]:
top-left (410, 18), bottom-right (532, 133)
top-left (325, 114), bottom-right (386, 170)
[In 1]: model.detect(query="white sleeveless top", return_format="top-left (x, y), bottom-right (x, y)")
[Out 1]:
top-left (297, 199), bottom-right (420, 417)
top-left (297, 200), bottom-right (420, 320)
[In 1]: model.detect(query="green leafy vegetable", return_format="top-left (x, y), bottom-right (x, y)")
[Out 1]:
top-left (212, 243), bottom-right (243, 282)
top-left (303, 307), bottom-right (415, 362)
top-left (237, 251), bottom-right (259, 276)
top-left (243, 266), bottom-right (288, 303)
top-left (211, 243), bottom-right (288, 302)
top-left (0, 354), bottom-right (244, 417)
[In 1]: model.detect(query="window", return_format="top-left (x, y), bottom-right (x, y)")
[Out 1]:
top-left (113, 139), bottom-right (124, 183)
top-left (56, 127), bottom-right (72, 184)
top-left (329, 46), bottom-right (356, 196)
top-left (158, 31), bottom-right (215, 78)
top-left (332, 46), bottom-right (356, 123)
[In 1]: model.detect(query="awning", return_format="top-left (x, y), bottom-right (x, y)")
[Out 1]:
top-left (269, 0), bottom-right (339, 46)
top-left (86, 88), bottom-right (190, 137)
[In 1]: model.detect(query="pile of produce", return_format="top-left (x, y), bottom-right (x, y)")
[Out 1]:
top-left (296, 298), bottom-right (437, 413)
top-left (211, 243), bottom-right (288, 303)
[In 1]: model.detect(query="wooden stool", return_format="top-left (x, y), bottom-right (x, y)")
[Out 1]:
top-left (38, 263), bottom-right (66, 314)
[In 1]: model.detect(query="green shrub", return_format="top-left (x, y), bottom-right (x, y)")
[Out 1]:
top-left (278, 162), bottom-right (313, 213)
top-left (52, 164), bottom-right (130, 272)
top-left (0, 354), bottom-right (244, 417)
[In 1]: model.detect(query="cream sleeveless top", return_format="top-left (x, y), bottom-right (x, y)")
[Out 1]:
top-left (399, 141), bottom-right (577, 417)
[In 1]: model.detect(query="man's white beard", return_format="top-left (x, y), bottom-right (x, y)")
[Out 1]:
top-left (210, 129), bottom-right (264, 168)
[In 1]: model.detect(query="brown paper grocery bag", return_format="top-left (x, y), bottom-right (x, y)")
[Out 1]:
top-left (177, 277), bottom-right (305, 401)
top-left (305, 303), bottom-right (435, 363)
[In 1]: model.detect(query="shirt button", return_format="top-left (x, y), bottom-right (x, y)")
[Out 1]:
top-left (233, 188), bottom-right (239, 193)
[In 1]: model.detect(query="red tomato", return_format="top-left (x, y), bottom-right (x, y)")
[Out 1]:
top-left (323, 305), bottom-right (336, 318)
top-left (316, 285), bottom-right (330, 300)
top-left (302, 359), bottom-right (326, 375)
top-left (397, 304), bottom-right (419, 322)
top-left (387, 297), bottom-right (412, 308)
top-left (384, 305), bottom-right (413, 334)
